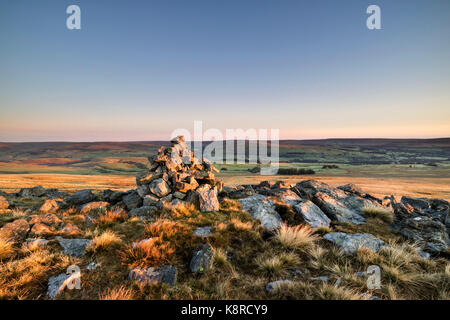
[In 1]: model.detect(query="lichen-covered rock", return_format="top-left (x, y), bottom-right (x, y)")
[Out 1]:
top-left (190, 244), bottom-right (213, 273)
top-left (238, 195), bottom-right (282, 231)
top-left (196, 185), bottom-right (219, 212)
top-left (193, 226), bottom-right (213, 237)
top-left (0, 219), bottom-right (30, 243)
top-left (292, 200), bottom-right (331, 228)
top-left (56, 236), bottom-right (91, 257)
top-left (129, 265), bottom-right (177, 286)
top-left (30, 223), bottom-right (55, 237)
top-left (19, 185), bottom-right (47, 198)
top-left (29, 213), bottom-right (63, 226)
top-left (47, 273), bottom-right (71, 299)
top-left (148, 178), bottom-right (171, 197)
top-left (393, 197), bottom-right (449, 253)
top-left (80, 201), bottom-right (109, 213)
top-left (122, 191), bottom-right (142, 211)
top-left (323, 232), bottom-right (386, 255)
top-left (129, 206), bottom-right (158, 217)
top-left (66, 189), bottom-right (96, 205)
top-left (295, 180), bottom-right (369, 225)
top-left (39, 199), bottom-right (60, 213)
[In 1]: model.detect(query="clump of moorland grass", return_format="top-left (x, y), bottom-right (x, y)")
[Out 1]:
top-left (361, 204), bottom-right (394, 223)
top-left (99, 285), bottom-right (135, 300)
top-left (275, 223), bottom-right (318, 250)
top-left (88, 230), bottom-right (123, 253)
top-left (94, 209), bottom-right (127, 227)
top-left (0, 238), bottom-right (14, 260)
top-left (255, 251), bottom-right (300, 277)
top-left (220, 198), bottom-right (242, 212)
top-left (120, 237), bottom-right (175, 268)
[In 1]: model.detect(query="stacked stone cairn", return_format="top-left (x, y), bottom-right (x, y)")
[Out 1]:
top-left (135, 136), bottom-right (223, 212)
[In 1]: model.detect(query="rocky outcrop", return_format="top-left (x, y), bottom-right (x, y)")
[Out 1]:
top-left (238, 195), bottom-right (282, 231)
top-left (324, 232), bottom-right (386, 255)
top-left (392, 197), bottom-right (449, 253)
top-left (294, 180), bottom-right (385, 225)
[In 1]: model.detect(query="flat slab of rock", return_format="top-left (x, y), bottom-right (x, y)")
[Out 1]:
top-left (238, 195), bottom-right (282, 231)
top-left (56, 236), bottom-right (91, 257)
top-left (323, 232), bottom-right (386, 255)
top-left (193, 227), bottom-right (213, 237)
top-left (292, 200), bottom-right (331, 228)
top-left (190, 244), bottom-right (213, 273)
top-left (129, 265), bottom-right (177, 286)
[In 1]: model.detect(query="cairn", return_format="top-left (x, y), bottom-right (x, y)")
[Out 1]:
top-left (135, 136), bottom-right (223, 212)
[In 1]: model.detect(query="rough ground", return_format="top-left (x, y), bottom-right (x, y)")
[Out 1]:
top-left (0, 179), bottom-right (449, 300)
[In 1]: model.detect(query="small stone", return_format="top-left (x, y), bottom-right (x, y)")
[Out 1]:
top-left (196, 185), bottom-right (220, 212)
top-left (0, 219), bottom-right (30, 243)
top-left (29, 213), bottom-right (63, 227)
top-left (148, 179), bottom-right (170, 197)
top-left (173, 191), bottom-right (186, 200)
top-left (30, 223), bottom-right (55, 237)
top-left (265, 280), bottom-right (292, 292)
top-left (143, 194), bottom-right (159, 206)
top-left (86, 262), bottom-right (100, 271)
top-left (193, 227), bottom-right (213, 237)
top-left (129, 206), bottom-right (158, 217)
top-left (309, 276), bottom-right (329, 282)
top-left (0, 195), bottom-right (10, 210)
top-left (122, 191), bottom-right (142, 211)
top-left (323, 232), bottom-right (386, 255)
top-left (60, 223), bottom-right (82, 236)
top-left (65, 190), bottom-right (96, 206)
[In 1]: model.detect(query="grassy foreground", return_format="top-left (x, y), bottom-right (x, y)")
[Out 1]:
top-left (0, 196), bottom-right (448, 300)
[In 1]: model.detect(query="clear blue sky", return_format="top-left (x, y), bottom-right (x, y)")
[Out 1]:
top-left (1, 0), bottom-right (449, 141)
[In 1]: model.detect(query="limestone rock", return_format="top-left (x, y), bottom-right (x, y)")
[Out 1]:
top-left (193, 226), bottom-right (213, 237)
top-left (196, 185), bottom-right (219, 212)
top-left (292, 200), bottom-right (331, 228)
top-left (0, 195), bottom-right (10, 210)
top-left (122, 191), bottom-right (142, 211)
top-left (39, 199), bottom-right (60, 213)
top-left (265, 280), bottom-right (292, 292)
top-left (149, 178), bottom-right (170, 197)
top-left (56, 236), bottom-right (91, 257)
top-left (129, 265), bottom-right (177, 286)
top-left (129, 206), bottom-right (158, 217)
top-left (47, 273), bottom-right (71, 299)
top-left (238, 195), bottom-right (282, 231)
top-left (323, 232), bottom-right (386, 255)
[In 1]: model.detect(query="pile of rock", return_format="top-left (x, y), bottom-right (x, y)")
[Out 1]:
top-left (133, 136), bottom-right (223, 213)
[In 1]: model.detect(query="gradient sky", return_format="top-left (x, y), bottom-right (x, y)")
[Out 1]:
top-left (1, 0), bottom-right (449, 141)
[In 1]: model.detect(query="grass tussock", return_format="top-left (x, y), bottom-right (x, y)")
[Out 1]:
top-left (99, 285), bottom-right (135, 300)
top-left (0, 238), bottom-right (14, 260)
top-left (361, 204), bottom-right (393, 223)
top-left (120, 237), bottom-right (175, 268)
top-left (255, 252), bottom-right (300, 277)
top-left (88, 230), bottom-right (123, 253)
top-left (275, 223), bottom-right (318, 250)
top-left (94, 209), bottom-right (128, 227)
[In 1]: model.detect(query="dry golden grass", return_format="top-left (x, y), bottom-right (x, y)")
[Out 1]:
top-left (0, 238), bottom-right (14, 260)
top-left (255, 252), bottom-right (300, 277)
top-left (88, 230), bottom-right (123, 253)
top-left (99, 285), bottom-right (135, 300)
top-left (275, 223), bottom-right (318, 250)
top-left (361, 204), bottom-right (394, 223)
top-left (94, 209), bottom-right (128, 227)
top-left (120, 237), bottom-right (175, 268)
